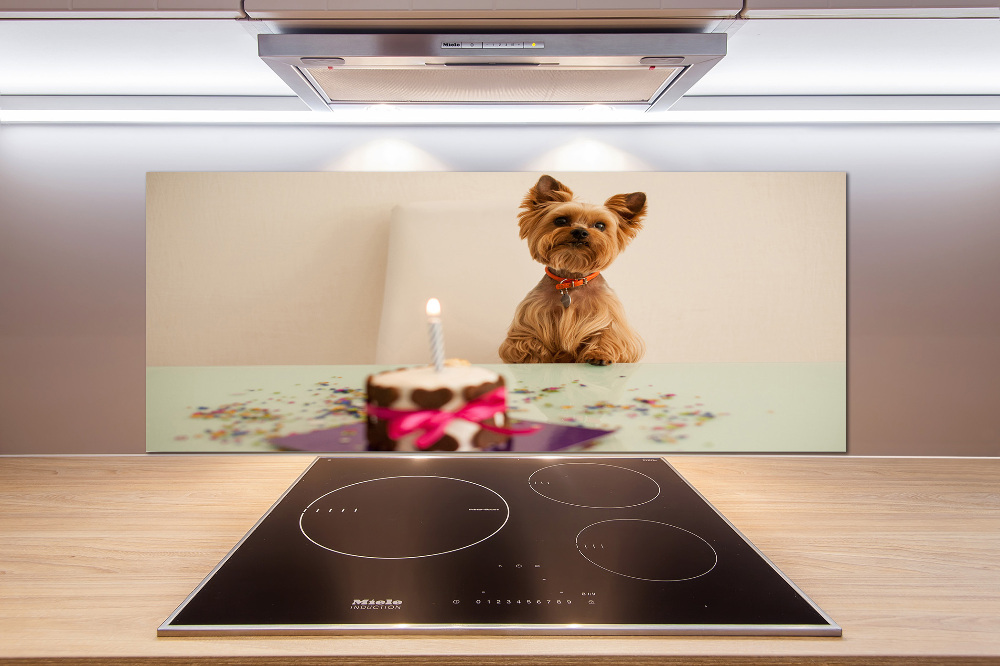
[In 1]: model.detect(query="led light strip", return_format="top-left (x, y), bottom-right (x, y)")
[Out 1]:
top-left (1, 96), bottom-right (998, 124)
top-left (3, 109), bottom-right (1000, 124)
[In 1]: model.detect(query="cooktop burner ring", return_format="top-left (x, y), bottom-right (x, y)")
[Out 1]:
top-left (528, 462), bottom-right (661, 508)
top-left (299, 475), bottom-right (510, 560)
top-left (576, 518), bottom-right (718, 582)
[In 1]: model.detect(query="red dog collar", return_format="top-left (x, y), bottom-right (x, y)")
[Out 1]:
top-left (545, 267), bottom-right (600, 290)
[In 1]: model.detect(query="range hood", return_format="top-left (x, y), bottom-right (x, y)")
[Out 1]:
top-left (258, 33), bottom-right (726, 113)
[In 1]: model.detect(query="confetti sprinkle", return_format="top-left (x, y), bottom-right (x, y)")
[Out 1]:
top-left (183, 380), bottom-right (368, 446)
top-left (502, 384), bottom-right (727, 445)
top-left (191, 404), bottom-right (281, 421)
top-left (182, 379), bottom-right (727, 447)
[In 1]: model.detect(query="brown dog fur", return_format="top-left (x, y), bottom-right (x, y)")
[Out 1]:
top-left (498, 175), bottom-right (647, 366)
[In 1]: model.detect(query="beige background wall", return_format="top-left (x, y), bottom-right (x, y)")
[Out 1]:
top-left (147, 171), bottom-right (845, 367)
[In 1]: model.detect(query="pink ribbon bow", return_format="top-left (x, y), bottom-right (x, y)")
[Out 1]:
top-left (367, 387), bottom-right (540, 450)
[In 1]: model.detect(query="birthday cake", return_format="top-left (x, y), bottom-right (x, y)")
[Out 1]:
top-left (366, 361), bottom-right (512, 452)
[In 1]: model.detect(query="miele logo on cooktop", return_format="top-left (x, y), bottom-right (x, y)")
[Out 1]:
top-left (350, 598), bottom-right (403, 610)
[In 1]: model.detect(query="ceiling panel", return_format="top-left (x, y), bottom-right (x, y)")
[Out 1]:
top-left (0, 19), bottom-right (288, 95)
top-left (687, 18), bottom-right (1000, 95)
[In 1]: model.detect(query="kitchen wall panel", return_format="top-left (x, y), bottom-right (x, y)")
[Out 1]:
top-left (1, 121), bottom-right (997, 455)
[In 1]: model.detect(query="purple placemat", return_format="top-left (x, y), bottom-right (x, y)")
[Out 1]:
top-left (271, 419), bottom-right (614, 453)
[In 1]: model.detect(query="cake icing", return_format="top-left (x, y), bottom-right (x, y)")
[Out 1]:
top-left (366, 364), bottom-right (511, 452)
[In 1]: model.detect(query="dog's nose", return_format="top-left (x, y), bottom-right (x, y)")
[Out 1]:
top-left (571, 228), bottom-right (589, 240)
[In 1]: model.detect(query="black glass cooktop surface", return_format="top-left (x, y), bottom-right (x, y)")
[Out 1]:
top-left (159, 455), bottom-right (840, 636)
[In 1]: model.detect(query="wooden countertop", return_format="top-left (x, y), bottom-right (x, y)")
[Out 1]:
top-left (1, 455), bottom-right (997, 665)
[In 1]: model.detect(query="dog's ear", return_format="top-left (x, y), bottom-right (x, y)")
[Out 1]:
top-left (519, 175), bottom-right (576, 240)
top-left (604, 191), bottom-right (647, 242)
top-left (526, 175), bottom-right (574, 208)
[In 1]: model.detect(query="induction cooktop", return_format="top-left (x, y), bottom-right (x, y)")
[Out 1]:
top-left (159, 455), bottom-right (840, 636)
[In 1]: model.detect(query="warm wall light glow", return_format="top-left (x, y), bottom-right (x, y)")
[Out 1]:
top-left (326, 138), bottom-right (449, 171)
top-left (522, 138), bottom-right (653, 172)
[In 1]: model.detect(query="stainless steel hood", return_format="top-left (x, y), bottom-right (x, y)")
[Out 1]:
top-left (257, 33), bottom-right (726, 113)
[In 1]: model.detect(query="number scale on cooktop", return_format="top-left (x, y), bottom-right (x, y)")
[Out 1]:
top-left (159, 456), bottom-right (840, 636)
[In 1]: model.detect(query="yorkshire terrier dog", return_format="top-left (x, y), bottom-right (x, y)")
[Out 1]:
top-left (499, 174), bottom-right (647, 366)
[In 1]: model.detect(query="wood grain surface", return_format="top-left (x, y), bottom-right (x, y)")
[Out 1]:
top-left (1, 454), bottom-right (997, 665)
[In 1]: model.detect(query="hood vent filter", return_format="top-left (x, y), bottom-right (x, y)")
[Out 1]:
top-left (305, 66), bottom-right (683, 104)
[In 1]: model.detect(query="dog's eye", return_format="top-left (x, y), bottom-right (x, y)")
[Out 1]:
top-left (553, 216), bottom-right (569, 227)
top-left (594, 222), bottom-right (606, 231)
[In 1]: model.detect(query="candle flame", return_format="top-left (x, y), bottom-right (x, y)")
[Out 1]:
top-left (426, 298), bottom-right (441, 317)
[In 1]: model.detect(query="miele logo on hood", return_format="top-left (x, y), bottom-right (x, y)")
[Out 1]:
top-left (351, 598), bottom-right (403, 610)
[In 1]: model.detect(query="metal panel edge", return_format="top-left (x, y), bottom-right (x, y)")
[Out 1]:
top-left (158, 622), bottom-right (843, 637)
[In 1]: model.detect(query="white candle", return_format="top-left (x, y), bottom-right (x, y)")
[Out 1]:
top-left (426, 298), bottom-right (445, 373)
